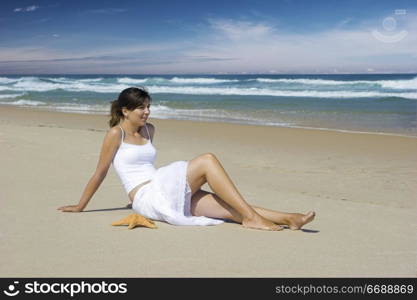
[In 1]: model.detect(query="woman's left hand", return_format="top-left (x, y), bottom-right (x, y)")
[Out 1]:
top-left (57, 205), bottom-right (83, 212)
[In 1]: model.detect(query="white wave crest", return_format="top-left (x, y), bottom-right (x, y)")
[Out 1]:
top-left (117, 76), bottom-right (238, 85)
top-left (255, 78), bottom-right (366, 85)
top-left (146, 85), bottom-right (417, 99)
top-left (47, 77), bottom-right (103, 84)
top-left (0, 99), bottom-right (46, 106)
top-left (0, 93), bottom-right (25, 99)
top-left (255, 76), bottom-right (417, 90)
top-left (13, 78), bottom-right (69, 91)
top-left (1, 76), bottom-right (128, 92)
top-left (170, 77), bottom-right (238, 84)
top-left (0, 77), bottom-right (19, 84)
top-left (78, 78), bottom-right (103, 82)
top-left (378, 77), bottom-right (417, 89)
top-left (147, 104), bottom-right (173, 112)
top-left (47, 77), bottom-right (71, 83)
top-left (117, 77), bottom-right (148, 84)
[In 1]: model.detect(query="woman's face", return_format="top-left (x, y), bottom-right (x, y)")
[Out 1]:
top-left (124, 101), bottom-right (151, 125)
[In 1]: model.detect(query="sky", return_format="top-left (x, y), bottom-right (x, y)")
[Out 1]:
top-left (0, 0), bottom-right (416, 74)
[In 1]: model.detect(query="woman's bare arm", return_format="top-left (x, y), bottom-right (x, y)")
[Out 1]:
top-left (57, 127), bottom-right (121, 212)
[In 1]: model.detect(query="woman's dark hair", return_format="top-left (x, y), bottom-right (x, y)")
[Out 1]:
top-left (109, 87), bottom-right (152, 127)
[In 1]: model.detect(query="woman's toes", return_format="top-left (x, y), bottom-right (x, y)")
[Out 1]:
top-left (289, 211), bottom-right (316, 230)
top-left (304, 211), bottom-right (316, 223)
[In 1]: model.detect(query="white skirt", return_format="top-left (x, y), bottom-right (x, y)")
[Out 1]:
top-left (132, 160), bottom-right (224, 226)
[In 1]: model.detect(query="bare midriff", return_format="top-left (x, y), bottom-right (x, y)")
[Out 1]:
top-left (128, 180), bottom-right (152, 203)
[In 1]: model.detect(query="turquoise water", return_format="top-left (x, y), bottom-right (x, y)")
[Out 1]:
top-left (0, 74), bottom-right (416, 136)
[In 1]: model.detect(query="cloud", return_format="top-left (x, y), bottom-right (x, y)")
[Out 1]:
top-left (13, 5), bottom-right (39, 12)
top-left (207, 19), bottom-right (274, 41)
top-left (26, 5), bottom-right (39, 12)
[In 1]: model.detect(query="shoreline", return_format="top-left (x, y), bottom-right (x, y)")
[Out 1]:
top-left (2, 104), bottom-right (416, 139)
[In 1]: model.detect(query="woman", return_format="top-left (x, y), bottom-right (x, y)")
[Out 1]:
top-left (58, 87), bottom-right (315, 231)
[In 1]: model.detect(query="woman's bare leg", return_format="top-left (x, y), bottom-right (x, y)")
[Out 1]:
top-left (187, 153), bottom-right (283, 231)
top-left (251, 205), bottom-right (316, 230)
top-left (191, 189), bottom-right (315, 230)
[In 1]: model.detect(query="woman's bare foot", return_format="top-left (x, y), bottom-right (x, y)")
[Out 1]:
top-left (288, 211), bottom-right (316, 230)
top-left (242, 214), bottom-right (283, 231)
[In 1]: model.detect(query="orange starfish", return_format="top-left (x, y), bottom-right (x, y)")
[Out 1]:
top-left (111, 213), bottom-right (157, 229)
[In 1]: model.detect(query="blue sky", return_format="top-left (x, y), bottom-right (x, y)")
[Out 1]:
top-left (1, 0), bottom-right (416, 74)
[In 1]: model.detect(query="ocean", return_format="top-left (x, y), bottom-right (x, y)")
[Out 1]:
top-left (0, 74), bottom-right (416, 137)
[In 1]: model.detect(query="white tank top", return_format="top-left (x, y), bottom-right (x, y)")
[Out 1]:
top-left (112, 124), bottom-right (157, 194)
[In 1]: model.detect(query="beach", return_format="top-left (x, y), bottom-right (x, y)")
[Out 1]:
top-left (0, 105), bottom-right (416, 277)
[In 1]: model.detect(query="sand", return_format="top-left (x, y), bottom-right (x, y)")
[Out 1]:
top-left (0, 106), bottom-right (416, 277)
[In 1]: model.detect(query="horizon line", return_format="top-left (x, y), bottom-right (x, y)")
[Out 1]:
top-left (1, 72), bottom-right (417, 76)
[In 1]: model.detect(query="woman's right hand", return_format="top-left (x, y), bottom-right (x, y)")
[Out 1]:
top-left (57, 205), bottom-right (83, 212)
